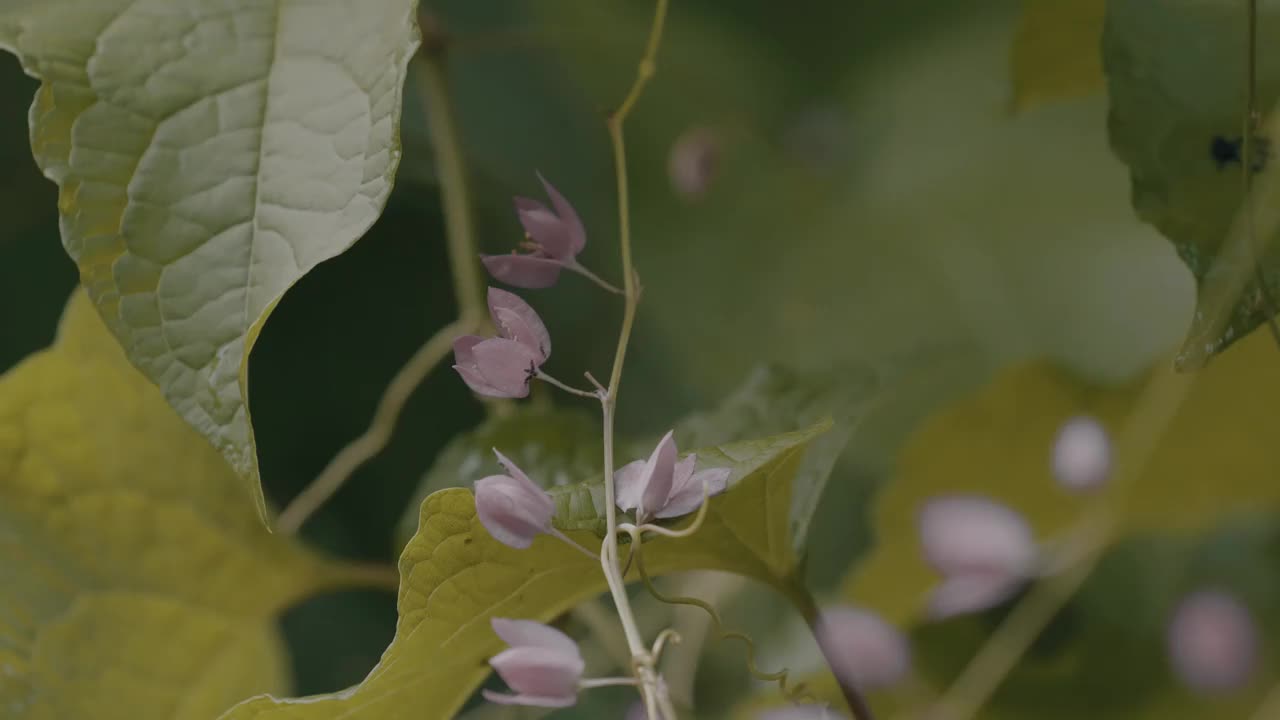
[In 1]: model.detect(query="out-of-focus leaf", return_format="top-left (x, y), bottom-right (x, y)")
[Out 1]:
top-left (742, 518), bottom-right (1280, 719)
top-left (0, 1), bottom-right (421, 520)
top-left (219, 423), bottom-right (829, 720)
top-left (845, 330), bottom-right (1280, 626)
top-left (1104, 0), bottom-right (1280, 366)
top-left (1009, 0), bottom-right (1107, 112)
top-left (0, 291), bottom-right (363, 720)
top-left (396, 405), bottom-right (601, 548)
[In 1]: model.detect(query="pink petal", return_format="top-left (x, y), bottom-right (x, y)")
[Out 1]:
top-left (926, 573), bottom-right (1024, 620)
top-left (1168, 589), bottom-right (1258, 694)
top-left (472, 338), bottom-right (540, 398)
top-left (515, 200), bottom-right (576, 260)
top-left (481, 689), bottom-right (578, 708)
top-left (482, 253), bottom-right (565, 289)
top-left (816, 605), bottom-right (911, 692)
top-left (488, 288), bottom-right (552, 360)
top-left (614, 460), bottom-right (648, 512)
top-left (536, 173), bottom-right (587, 257)
top-left (918, 495), bottom-right (1037, 579)
top-left (657, 466), bottom-right (730, 519)
top-left (1052, 416), bottom-right (1111, 492)
top-left (639, 431), bottom-right (679, 520)
top-left (491, 618), bottom-right (582, 658)
top-left (490, 646), bottom-right (584, 698)
top-left (454, 364), bottom-right (503, 397)
top-left (491, 450), bottom-right (554, 516)
top-left (668, 454), bottom-right (699, 495)
top-left (452, 335), bottom-right (485, 365)
top-left (474, 475), bottom-right (553, 549)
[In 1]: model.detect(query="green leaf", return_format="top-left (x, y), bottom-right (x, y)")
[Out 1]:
top-left (1009, 0), bottom-right (1107, 112)
top-left (0, 1), bottom-right (421, 520)
top-left (0, 291), bottom-right (360, 719)
top-left (843, 329), bottom-right (1280, 627)
top-left (396, 405), bottom-right (603, 548)
top-left (219, 422), bottom-right (830, 720)
top-left (673, 365), bottom-right (878, 554)
top-left (1103, 0), bottom-right (1280, 365)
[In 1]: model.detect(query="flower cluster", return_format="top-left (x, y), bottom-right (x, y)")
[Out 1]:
top-left (456, 176), bottom-right (731, 713)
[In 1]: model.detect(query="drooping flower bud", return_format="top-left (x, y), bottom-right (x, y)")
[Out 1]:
top-left (474, 450), bottom-right (555, 549)
top-left (815, 605), bottom-right (911, 692)
top-left (1167, 589), bottom-right (1258, 694)
top-left (453, 288), bottom-right (551, 398)
top-left (482, 174), bottom-right (587, 288)
top-left (1051, 415), bottom-right (1111, 492)
top-left (615, 430), bottom-right (731, 523)
top-left (918, 495), bottom-right (1038, 618)
top-left (483, 617), bottom-right (584, 708)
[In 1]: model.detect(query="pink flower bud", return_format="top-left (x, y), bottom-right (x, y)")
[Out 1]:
top-left (615, 431), bottom-right (730, 523)
top-left (483, 617), bottom-right (584, 708)
top-left (918, 496), bottom-right (1037, 618)
top-left (474, 450), bottom-right (555, 549)
top-left (452, 288), bottom-right (551, 398)
top-left (816, 606), bottom-right (911, 692)
top-left (482, 173), bottom-right (586, 288)
top-left (1167, 589), bottom-right (1258, 694)
top-left (1051, 416), bottom-right (1111, 492)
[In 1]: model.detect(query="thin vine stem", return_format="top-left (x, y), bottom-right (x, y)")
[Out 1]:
top-left (1243, 0), bottom-right (1280, 347)
top-left (276, 24), bottom-right (484, 535)
top-left (594, 1), bottom-right (671, 717)
top-left (276, 318), bottom-right (473, 534)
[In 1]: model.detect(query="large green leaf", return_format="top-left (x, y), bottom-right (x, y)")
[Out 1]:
top-left (0, 291), bottom-right (367, 720)
top-left (1104, 0), bottom-right (1280, 365)
top-left (0, 0), bottom-right (421, 520)
top-left (1009, 0), bottom-right (1106, 112)
top-left (220, 422), bottom-right (830, 720)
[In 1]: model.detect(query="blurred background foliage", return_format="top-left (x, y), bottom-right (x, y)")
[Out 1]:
top-left (3, 0), bottom-right (1268, 717)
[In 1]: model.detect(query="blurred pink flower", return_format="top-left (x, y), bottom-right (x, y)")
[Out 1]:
top-left (816, 605), bottom-right (911, 691)
top-left (1167, 589), bottom-right (1258, 694)
top-left (1051, 415), bottom-right (1111, 492)
top-left (918, 495), bottom-right (1037, 618)
top-left (483, 617), bottom-right (584, 707)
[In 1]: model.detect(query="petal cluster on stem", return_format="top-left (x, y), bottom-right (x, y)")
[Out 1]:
top-left (453, 288), bottom-right (551, 398)
top-left (484, 617), bottom-right (585, 707)
top-left (615, 430), bottom-right (730, 524)
top-left (482, 174), bottom-right (588, 288)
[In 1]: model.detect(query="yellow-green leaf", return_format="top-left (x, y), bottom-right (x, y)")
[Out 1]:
top-left (844, 329), bottom-right (1280, 626)
top-left (220, 422), bottom-right (831, 720)
top-left (1009, 0), bottom-right (1107, 112)
top-left (0, 0), bottom-right (421, 520)
top-left (0, 291), bottom-right (359, 719)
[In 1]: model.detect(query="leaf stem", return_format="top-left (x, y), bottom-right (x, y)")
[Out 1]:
top-left (276, 21), bottom-right (485, 535)
top-left (536, 370), bottom-right (601, 399)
